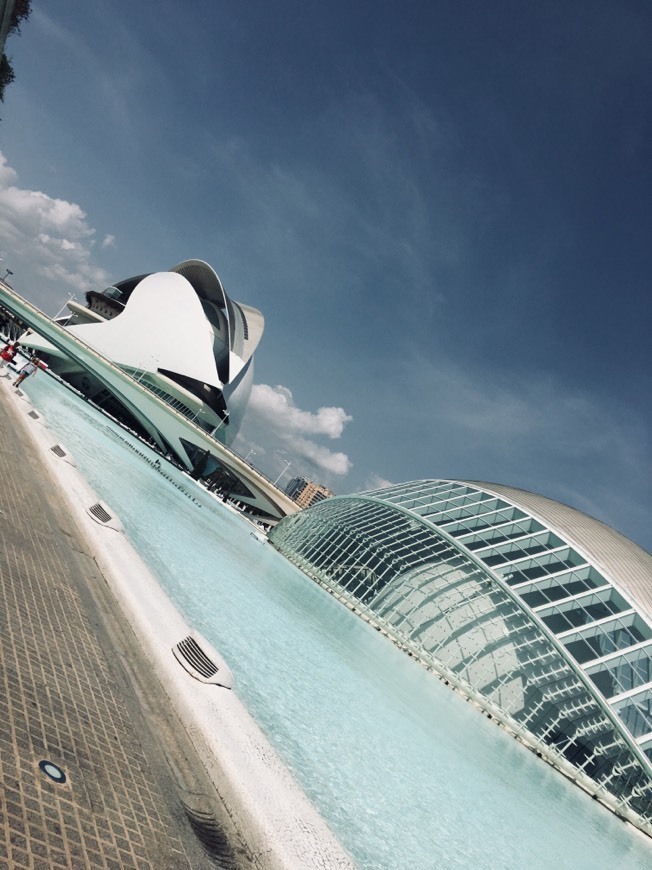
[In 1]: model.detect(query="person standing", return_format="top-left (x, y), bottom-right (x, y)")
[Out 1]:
top-left (0, 340), bottom-right (19, 372)
top-left (14, 355), bottom-right (39, 388)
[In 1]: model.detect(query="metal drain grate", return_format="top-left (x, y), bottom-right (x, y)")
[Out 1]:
top-left (50, 444), bottom-right (67, 458)
top-left (175, 636), bottom-right (218, 679)
top-left (85, 501), bottom-right (123, 531)
top-left (182, 796), bottom-right (239, 865)
top-left (28, 410), bottom-right (40, 419)
top-left (172, 635), bottom-right (232, 687)
top-left (88, 503), bottom-right (113, 523)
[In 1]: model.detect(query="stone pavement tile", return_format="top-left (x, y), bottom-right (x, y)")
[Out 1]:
top-left (0, 387), bottom-right (228, 868)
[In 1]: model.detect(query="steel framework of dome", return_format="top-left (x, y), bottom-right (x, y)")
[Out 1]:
top-left (269, 479), bottom-right (652, 834)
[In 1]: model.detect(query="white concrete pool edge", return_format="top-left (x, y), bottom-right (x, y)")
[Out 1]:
top-left (4, 378), bottom-right (355, 870)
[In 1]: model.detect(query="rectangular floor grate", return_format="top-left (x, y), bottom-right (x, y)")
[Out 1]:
top-left (88, 503), bottom-right (113, 523)
top-left (172, 635), bottom-right (232, 688)
top-left (175, 636), bottom-right (219, 679)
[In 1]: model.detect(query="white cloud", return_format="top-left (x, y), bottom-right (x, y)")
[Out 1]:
top-left (363, 473), bottom-right (395, 491)
top-left (0, 152), bottom-right (110, 306)
top-left (249, 384), bottom-right (352, 439)
top-left (284, 435), bottom-right (352, 476)
top-left (236, 383), bottom-right (353, 479)
top-left (101, 234), bottom-right (115, 249)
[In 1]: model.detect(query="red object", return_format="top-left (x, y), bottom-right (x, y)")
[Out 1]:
top-left (0, 344), bottom-right (17, 362)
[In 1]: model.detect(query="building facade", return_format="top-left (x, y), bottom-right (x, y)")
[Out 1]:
top-left (21, 260), bottom-right (262, 449)
top-left (1, 265), bottom-right (298, 521)
top-left (285, 477), bottom-right (334, 509)
top-left (269, 479), bottom-right (652, 834)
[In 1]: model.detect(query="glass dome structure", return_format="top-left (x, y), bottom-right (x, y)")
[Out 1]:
top-left (269, 480), bottom-right (652, 833)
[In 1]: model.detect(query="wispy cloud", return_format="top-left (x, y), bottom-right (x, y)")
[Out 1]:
top-left (201, 88), bottom-right (468, 325)
top-left (363, 473), bottom-right (395, 491)
top-left (396, 349), bottom-right (651, 542)
top-left (30, 7), bottom-right (162, 147)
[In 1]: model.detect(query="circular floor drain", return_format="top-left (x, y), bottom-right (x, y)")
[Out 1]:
top-left (39, 760), bottom-right (66, 783)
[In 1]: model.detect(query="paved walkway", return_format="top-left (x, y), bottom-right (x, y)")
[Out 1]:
top-left (0, 374), bottom-right (248, 868)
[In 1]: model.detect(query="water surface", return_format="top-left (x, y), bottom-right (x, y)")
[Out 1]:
top-left (24, 375), bottom-right (652, 869)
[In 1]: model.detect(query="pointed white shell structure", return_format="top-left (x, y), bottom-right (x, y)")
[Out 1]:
top-left (22, 259), bottom-right (263, 448)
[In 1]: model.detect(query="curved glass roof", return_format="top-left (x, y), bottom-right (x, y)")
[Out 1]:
top-left (269, 479), bottom-right (652, 833)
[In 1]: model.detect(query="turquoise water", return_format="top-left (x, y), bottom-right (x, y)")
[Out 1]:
top-left (24, 375), bottom-right (652, 869)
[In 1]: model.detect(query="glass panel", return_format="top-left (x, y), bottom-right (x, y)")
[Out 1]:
top-left (459, 519), bottom-right (545, 550)
top-left (613, 690), bottom-right (652, 739)
top-left (479, 532), bottom-right (565, 567)
top-left (585, 645), bottom-right (652, 698)
top-left (421, 497), bottom-right (508, 525)
top-left (563, 615), bottom-right (651, 664)
top-left (497, 548), bottom-right (587, 585)
top-left (442, 508), bottom-right (527, 536)
top-left (520, 579), bottom-right (602, 608)
top-left (438, 505), bottom-right (529, 537)
top-left (537, 588), bottom-right (630, 634)
top-left (392, 483), bottom-right (465, 510)
top-left (516, 566), bottom-right (607, 607)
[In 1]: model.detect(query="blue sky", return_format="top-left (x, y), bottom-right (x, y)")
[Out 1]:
top-left (0, 0), bottom-right (650, 549)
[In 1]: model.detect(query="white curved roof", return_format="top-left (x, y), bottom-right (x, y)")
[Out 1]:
top-left (169, 259), bottom-right (264, 374)
top-left (68, 271), bottom-right (223, 389)
top-left (169, 259), bottom-right (228, 308)
top-left (467, 481), bottom-right (652, 621)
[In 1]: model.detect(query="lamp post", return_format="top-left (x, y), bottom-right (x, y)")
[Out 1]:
top-left (53, 293), bottom-right (76, 320)
top-left (2, 269), bottom-right (13, 282)
top-left (245, 449), bottom-right (256, 462)
top-left (213, 412), bottom-right (229, 435)
top-left (273, 459), bottom-right (292, 486)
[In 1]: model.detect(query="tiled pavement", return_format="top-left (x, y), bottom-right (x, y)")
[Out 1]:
top-left (0, 378), bottom-right (247, 869)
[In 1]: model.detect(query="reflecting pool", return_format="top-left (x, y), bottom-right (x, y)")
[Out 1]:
top-left (23, 375), bottom-right (652, 869)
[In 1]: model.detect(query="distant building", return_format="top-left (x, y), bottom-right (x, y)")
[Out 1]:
top-left (286, 477), bottom-right (333, 509)
top-left (270, 479), bottom-right (652, 835)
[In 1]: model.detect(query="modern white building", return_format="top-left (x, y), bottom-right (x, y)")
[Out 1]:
top-left (21, 260), bottom-right (262, 449)
top-left (270, 479), bottom-right (652, 834)
top-left (0, 267), bottom-right (297, 522)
